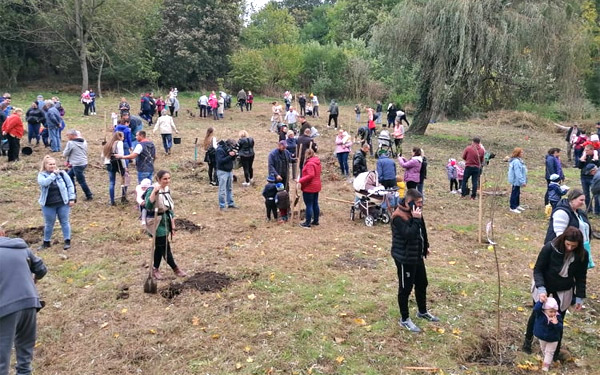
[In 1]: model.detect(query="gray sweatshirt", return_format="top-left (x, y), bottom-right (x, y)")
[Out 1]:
top-left (0, 237), bottom-right (47, 318)
top-left (63, 138), bottom-right (88, 166)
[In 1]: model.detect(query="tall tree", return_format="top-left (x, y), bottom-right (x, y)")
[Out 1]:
top-left (154, 0), bottom-right (243, 87)
top-left (241, 2), bottom-right (299, 49)
top-left (373, 0), bottom-right (592, 134)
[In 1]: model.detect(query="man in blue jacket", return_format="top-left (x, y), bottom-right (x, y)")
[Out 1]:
top-left (44, 100), bottom-right (62, 152)
top-left (0, 228), bottom-right (47, 375)
top-left (216, 139), bottom-right (239, 210)
top-left (376, 150), bottom-right (397, 188)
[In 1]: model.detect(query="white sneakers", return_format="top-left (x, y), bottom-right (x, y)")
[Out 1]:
top-left (510, 206), bottom-right (525, 213)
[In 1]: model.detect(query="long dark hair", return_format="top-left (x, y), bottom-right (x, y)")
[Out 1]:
top-left (203, 127), bottom-right (215, 150)
top-left (554, 226), bottom-right (585, 261)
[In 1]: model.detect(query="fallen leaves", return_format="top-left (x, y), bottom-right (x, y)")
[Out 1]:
top-left (353, 318), bottom-right (367, 326)
top-left (516, 361), bottom-right (539, 371)
top-left (247, 293), bottom-right (256, 300)
top-left (99, 322), bottom-right (109, 329)
top-left (335, 356), bottom-right (345, 364)
top-left (192, 316), bottom-right (200, 326)
top-left (448, 261), bottom-right (457, 265)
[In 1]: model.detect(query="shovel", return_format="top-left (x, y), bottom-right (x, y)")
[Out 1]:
top-left (194, 137), bottom-right (198, 161)
top-left (143, 208), bottom-right (159, 294)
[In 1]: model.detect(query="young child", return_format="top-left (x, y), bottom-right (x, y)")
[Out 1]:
top-left (547, 173), bottom-right (569, 209)
top-left (446, 158), bottom-right (459, 193)
top-left (262, 175), bottom-right (278, 221)
top-left (457, 161), bottom-right (465, 194)
top-left (136, 178), bottom-right (152, 226)
top-left (533, 297), bottom-right (563, 372)
top-left (396, 175), bottom-right (406, 199)
top-left (275, 183), bottom-right (290, 222)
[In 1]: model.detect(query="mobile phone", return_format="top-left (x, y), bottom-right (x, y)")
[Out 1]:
top-left (408, 201), bottom-right (416, 209)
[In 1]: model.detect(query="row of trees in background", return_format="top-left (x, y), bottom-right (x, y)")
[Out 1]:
top-left (1, 0), bottom-right (599, 133)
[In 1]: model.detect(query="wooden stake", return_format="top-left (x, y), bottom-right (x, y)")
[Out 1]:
top-left (324, 197), bottom-right (355, 205)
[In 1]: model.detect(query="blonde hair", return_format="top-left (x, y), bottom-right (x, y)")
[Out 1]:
top-left (239, 130), bottom-right (248, 138)
top-left (305, 148), bottom-right (315, 159)
top-left (40, 155), bottom-right (56, 172)
top-left (287, 130), bottom-right (295, 137)
top-left (13, 107), bottom-right (23, 114)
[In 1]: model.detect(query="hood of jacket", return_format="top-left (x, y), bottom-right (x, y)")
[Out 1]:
top-left (0, 236), bottom-right (29, 250)
top-left (412, 156), bottom-right (423, 163)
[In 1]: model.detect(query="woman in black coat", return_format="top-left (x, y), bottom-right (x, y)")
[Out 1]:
top-left (523, 227), bottom-right (588, 360)
top-left (237, 130), bottom-right (255, 186)
top-left (26, 102), bottom-right (46, 146)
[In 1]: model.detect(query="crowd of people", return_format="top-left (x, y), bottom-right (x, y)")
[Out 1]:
top-left (1, 89), bottom-right (599, 374)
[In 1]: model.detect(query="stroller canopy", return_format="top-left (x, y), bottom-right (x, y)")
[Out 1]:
top-left (353, 171), bottom-right (379, 191)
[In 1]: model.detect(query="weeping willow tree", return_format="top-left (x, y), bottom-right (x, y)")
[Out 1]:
top-left (372, 0), bottom-right (591, 134)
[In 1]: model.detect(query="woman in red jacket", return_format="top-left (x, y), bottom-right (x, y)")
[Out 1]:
top-left (298, 148), bottom-right (322, 228)
top-left (1, 107), bottom-right (24, 162)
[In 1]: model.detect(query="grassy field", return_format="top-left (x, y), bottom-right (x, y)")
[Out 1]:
top-left (2, 91), bottom-right (600, 375)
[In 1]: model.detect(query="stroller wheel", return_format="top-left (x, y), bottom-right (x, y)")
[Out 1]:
top-left (350, 206), bottom-right (355, 221)
top-left (380, 211), bottom-right (391, 224)
top-left (364, 215), bottom-right (375, 227)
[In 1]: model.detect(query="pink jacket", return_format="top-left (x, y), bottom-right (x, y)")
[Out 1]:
top-left (335, 135), bottom-right (352, 154)
top-left (398, 156), bottom-right (423, 183)
top-left (208, 95), bottom-right (218, 109)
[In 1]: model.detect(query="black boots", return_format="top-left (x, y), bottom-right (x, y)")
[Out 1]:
top-left (37, 241), bottom-right (51, 251)
top-left (522, 336), bottom-right (533, 354)
top-left (63, 239), bottom-right (71, 250)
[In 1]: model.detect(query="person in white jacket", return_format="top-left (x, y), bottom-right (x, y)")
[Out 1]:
top-left (153, 110), bottom-right (179, 155)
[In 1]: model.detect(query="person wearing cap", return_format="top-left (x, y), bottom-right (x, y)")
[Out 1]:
top-left (275, 182), bottom-right (290, 222)
top-left (268, 140), bottom-right (293, 191)
top-left (547, 173), bottom-right (568, 209)
top-left (1, 107), bottom-right (24, 162)
top-left (544, 148), bottom-right (564, 205)
top-left (0, 226), bottom-right (47, 375)
top-left (63, 129), bottom-right (93, 201)
top-left (262, 175), bottom-right (278, 221)
top-left (460, 137), bottom-right (485, 199)
top-left (532, 296), bottom-right (563, 372)
top-left (446, 158), bottom-right (459, 193)
top-left (136, 178), bottom-right (152, 226)
top-left (26, 102), bottom-right (45, 147)
top-left (577, 145), bottom-right (600, 214)
top-left (524, 227), bottom-right (588, 362)
top-left (508, 147), bottom-right (528, 213)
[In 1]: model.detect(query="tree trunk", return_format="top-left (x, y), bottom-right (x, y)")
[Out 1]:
top-left (407, 76), bottom-right (433, 135)
top-left (97, 55), bottom-right (104, 98)
top-left (75, 0), bottom-right (88, 91)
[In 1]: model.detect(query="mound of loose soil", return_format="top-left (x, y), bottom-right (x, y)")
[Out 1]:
top-left (6, 226), bottom-right (44, 245)
top-left (160, 271), bottom-right (233, 299)
top-left (174, 218), bottom-right (203, 232)
top-left (331, 252), bottom-right (378, 270)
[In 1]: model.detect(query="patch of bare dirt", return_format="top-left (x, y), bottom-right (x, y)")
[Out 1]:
top-left (160, 271), bottom-right (233, 299)
top-left (330, 252), bottom-right (378, 270)
top-left (6, 226), bottom-right (44, 245)
top-left (174, 218), bottom-right (203, 232)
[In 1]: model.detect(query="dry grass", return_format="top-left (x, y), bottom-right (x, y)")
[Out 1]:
top-left (2, 93), bottom-right (600, 374)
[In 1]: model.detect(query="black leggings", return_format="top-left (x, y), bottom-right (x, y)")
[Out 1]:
top-left (265, 200), bottom-right (277, 220)
top-left (450, 179), bottom-right (458, 191)
top-left (240, 155), bottom-right (254, 183)
top-left (208, 161), bottom-right (216, 183)
top-left (406, 181), bottom-right (418, 190)
top-left (394, 259), bottom-right (428, 320)
top-left (154, 235), bottom-right (177, 269)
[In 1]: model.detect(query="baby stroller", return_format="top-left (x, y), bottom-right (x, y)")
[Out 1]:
top-left (376, 129), bottom-right (394, 158)
top-left (350, 171), bottom-right (398, 226)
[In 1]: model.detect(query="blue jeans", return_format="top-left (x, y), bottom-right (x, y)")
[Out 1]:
top-left (68, 165), bottom-right (93, 199)
top-left (0, 308), bottom-right (37, 375)
top-left (161, 134), bottom-right (172, 153)
top-left (217, 170), bottom-right (234, 208)
top-left (417, 181), bottom-right (425, 202)
top-left (137, 171), bottom-right (153, 184)
top-left (42, 204), bottom-right (71, 241)
top-left (106, 164), bottom-right (125, 204)
top-left (510, 185), bottom-right (521, 209)
top-left (336, 152), bottom-right (349, 176)
top-left (302, 192), bottom-right (320, 225)
top-left (461, 166), bottom-right (480, 198)
top-left (27, 123), bottom-right (41, 144)
top-left (376, 112), bottom-right (382, 124)
top-left (356, 114), bottom-right (360, 123)
top-left (131, 124), bottom-right (143, 150)
top-left (48, 127), bottom-right (61, 152)
top-left (581, 176), bottom-right (600, 214)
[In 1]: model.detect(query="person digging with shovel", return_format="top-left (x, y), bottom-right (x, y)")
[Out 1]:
top-left (145, 170), bottom-right (187, 280)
